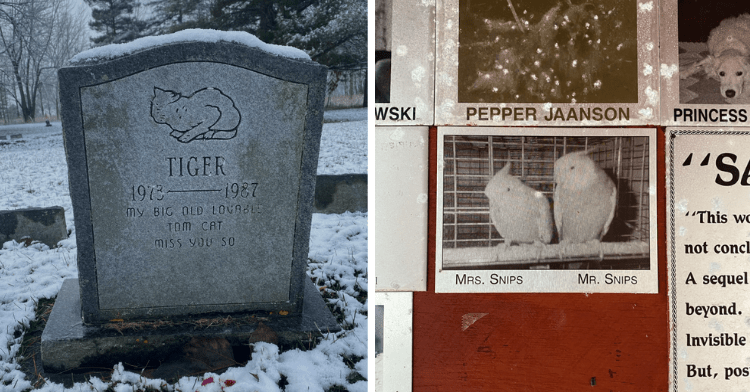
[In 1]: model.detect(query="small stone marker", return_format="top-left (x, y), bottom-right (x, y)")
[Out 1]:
top-left (0, 207), bottom-right (67, 247)
top-left (313, 174), bottom-right (368, 213)
top-left (43, 31), bottom-right (339, 372)
top-left (9, 134), bottom-right (21, 139)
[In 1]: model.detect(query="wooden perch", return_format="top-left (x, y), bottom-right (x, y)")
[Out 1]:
top-left (442, 241), bottom-right (650, 269)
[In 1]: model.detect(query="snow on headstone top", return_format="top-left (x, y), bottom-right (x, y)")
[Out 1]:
top-left (70, 29), bottom-right (311, 64)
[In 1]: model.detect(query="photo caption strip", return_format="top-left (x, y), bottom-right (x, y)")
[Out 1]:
top-left (668, 129), bottom-right (750, 391)
top-left (435, 127), bottom-right (658, 293)
top-left (435, 0), bottom-right (659, 126)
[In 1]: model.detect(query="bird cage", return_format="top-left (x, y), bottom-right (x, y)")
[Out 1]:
top-left (441, 134), bottom-right (651, 270)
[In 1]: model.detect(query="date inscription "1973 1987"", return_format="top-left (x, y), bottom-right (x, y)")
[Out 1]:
top-left (130, 182), bottom-right (258, 202)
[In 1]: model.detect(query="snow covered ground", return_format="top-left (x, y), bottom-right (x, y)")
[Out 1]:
top-left (319, 108), bottom-right (367, 175)
top-left (0, 107), bottom-right (367, 391)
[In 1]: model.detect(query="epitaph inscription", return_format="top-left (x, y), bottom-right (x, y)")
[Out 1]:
top-left (80, 61), bottom-right (308, 312)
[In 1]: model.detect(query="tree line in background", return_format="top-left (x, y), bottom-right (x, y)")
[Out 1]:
top-left (0, 0), bottom-right (365, 124)
top-left (0, 0), bottom-right (88, 123)
top-left (88, 0), bottom-right (367, 67)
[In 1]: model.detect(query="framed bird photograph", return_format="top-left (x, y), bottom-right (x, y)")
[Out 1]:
top-left (435, 127), bottom-right (658, 293)
top-left (434, 0), bottom-right (659, 126)
top-left (660, 0), bottom-right (750, 125)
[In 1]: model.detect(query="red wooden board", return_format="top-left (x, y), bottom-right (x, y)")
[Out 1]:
top-left (413, 127), bottom-right (668, 391)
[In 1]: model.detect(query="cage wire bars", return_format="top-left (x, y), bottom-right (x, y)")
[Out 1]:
top-left (442, 135), bottom-right (650, 269)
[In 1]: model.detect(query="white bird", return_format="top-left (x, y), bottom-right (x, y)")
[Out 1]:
top-left (484, 163), bottom-right (553, 246)
top-left (553, 150), bottom-right (617, 262)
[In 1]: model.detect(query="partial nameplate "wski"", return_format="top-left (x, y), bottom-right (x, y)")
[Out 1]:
top-left (374, 106), bottom-right (417, 122)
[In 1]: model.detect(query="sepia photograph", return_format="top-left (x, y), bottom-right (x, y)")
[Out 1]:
top-left (435, 0), bottom-right (659, 126)
top-left (435, 128), bottom-right (658, 293)
top-left (458, 0), bottom-right (637, 104)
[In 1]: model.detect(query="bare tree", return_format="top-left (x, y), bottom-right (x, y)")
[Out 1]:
top-left (0, 73), bottom-right (10, 123)
top-left (0, 0), bottom-right (58, 122)
top-left (0, 0), bottom-right (88, 122)
top-left (47, 0), bottom-right (90, 118)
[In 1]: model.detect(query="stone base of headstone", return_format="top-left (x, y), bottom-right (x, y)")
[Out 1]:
top-left (41, 278), bottom-right (341, 373)
top-left (313, 174), bottom-right (368, 214)
top-left (0, 207), bottom-right (67, 247)
top-left (147, 337), bottom-right (236, 380)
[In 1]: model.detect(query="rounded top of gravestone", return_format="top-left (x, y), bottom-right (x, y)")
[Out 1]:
top-left (69, 29), bottom-right (311, 65)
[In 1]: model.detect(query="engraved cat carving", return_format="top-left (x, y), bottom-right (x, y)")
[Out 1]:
top-left (150, 87), bottom-right (241, 143)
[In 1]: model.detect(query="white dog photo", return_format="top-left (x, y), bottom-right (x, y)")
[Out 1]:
top-left (681, 13), bottom-right (750, 104)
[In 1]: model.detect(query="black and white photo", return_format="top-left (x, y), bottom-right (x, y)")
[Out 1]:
top-left (677, 2), bottom-right (750, 105)
top-left (375, 0), bottom-right (392, 104)
top-left (436, 127), bottom-right (658, 293)
top-left (373, 292), bottom-right (413, 392)
top-left (660, 0), bottom-right (750, 124)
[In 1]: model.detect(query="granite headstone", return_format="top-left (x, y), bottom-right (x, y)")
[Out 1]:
top-left (59, 34), bottom-right (328, 323)
top-left (43, 31), bottom-right (340, 372)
